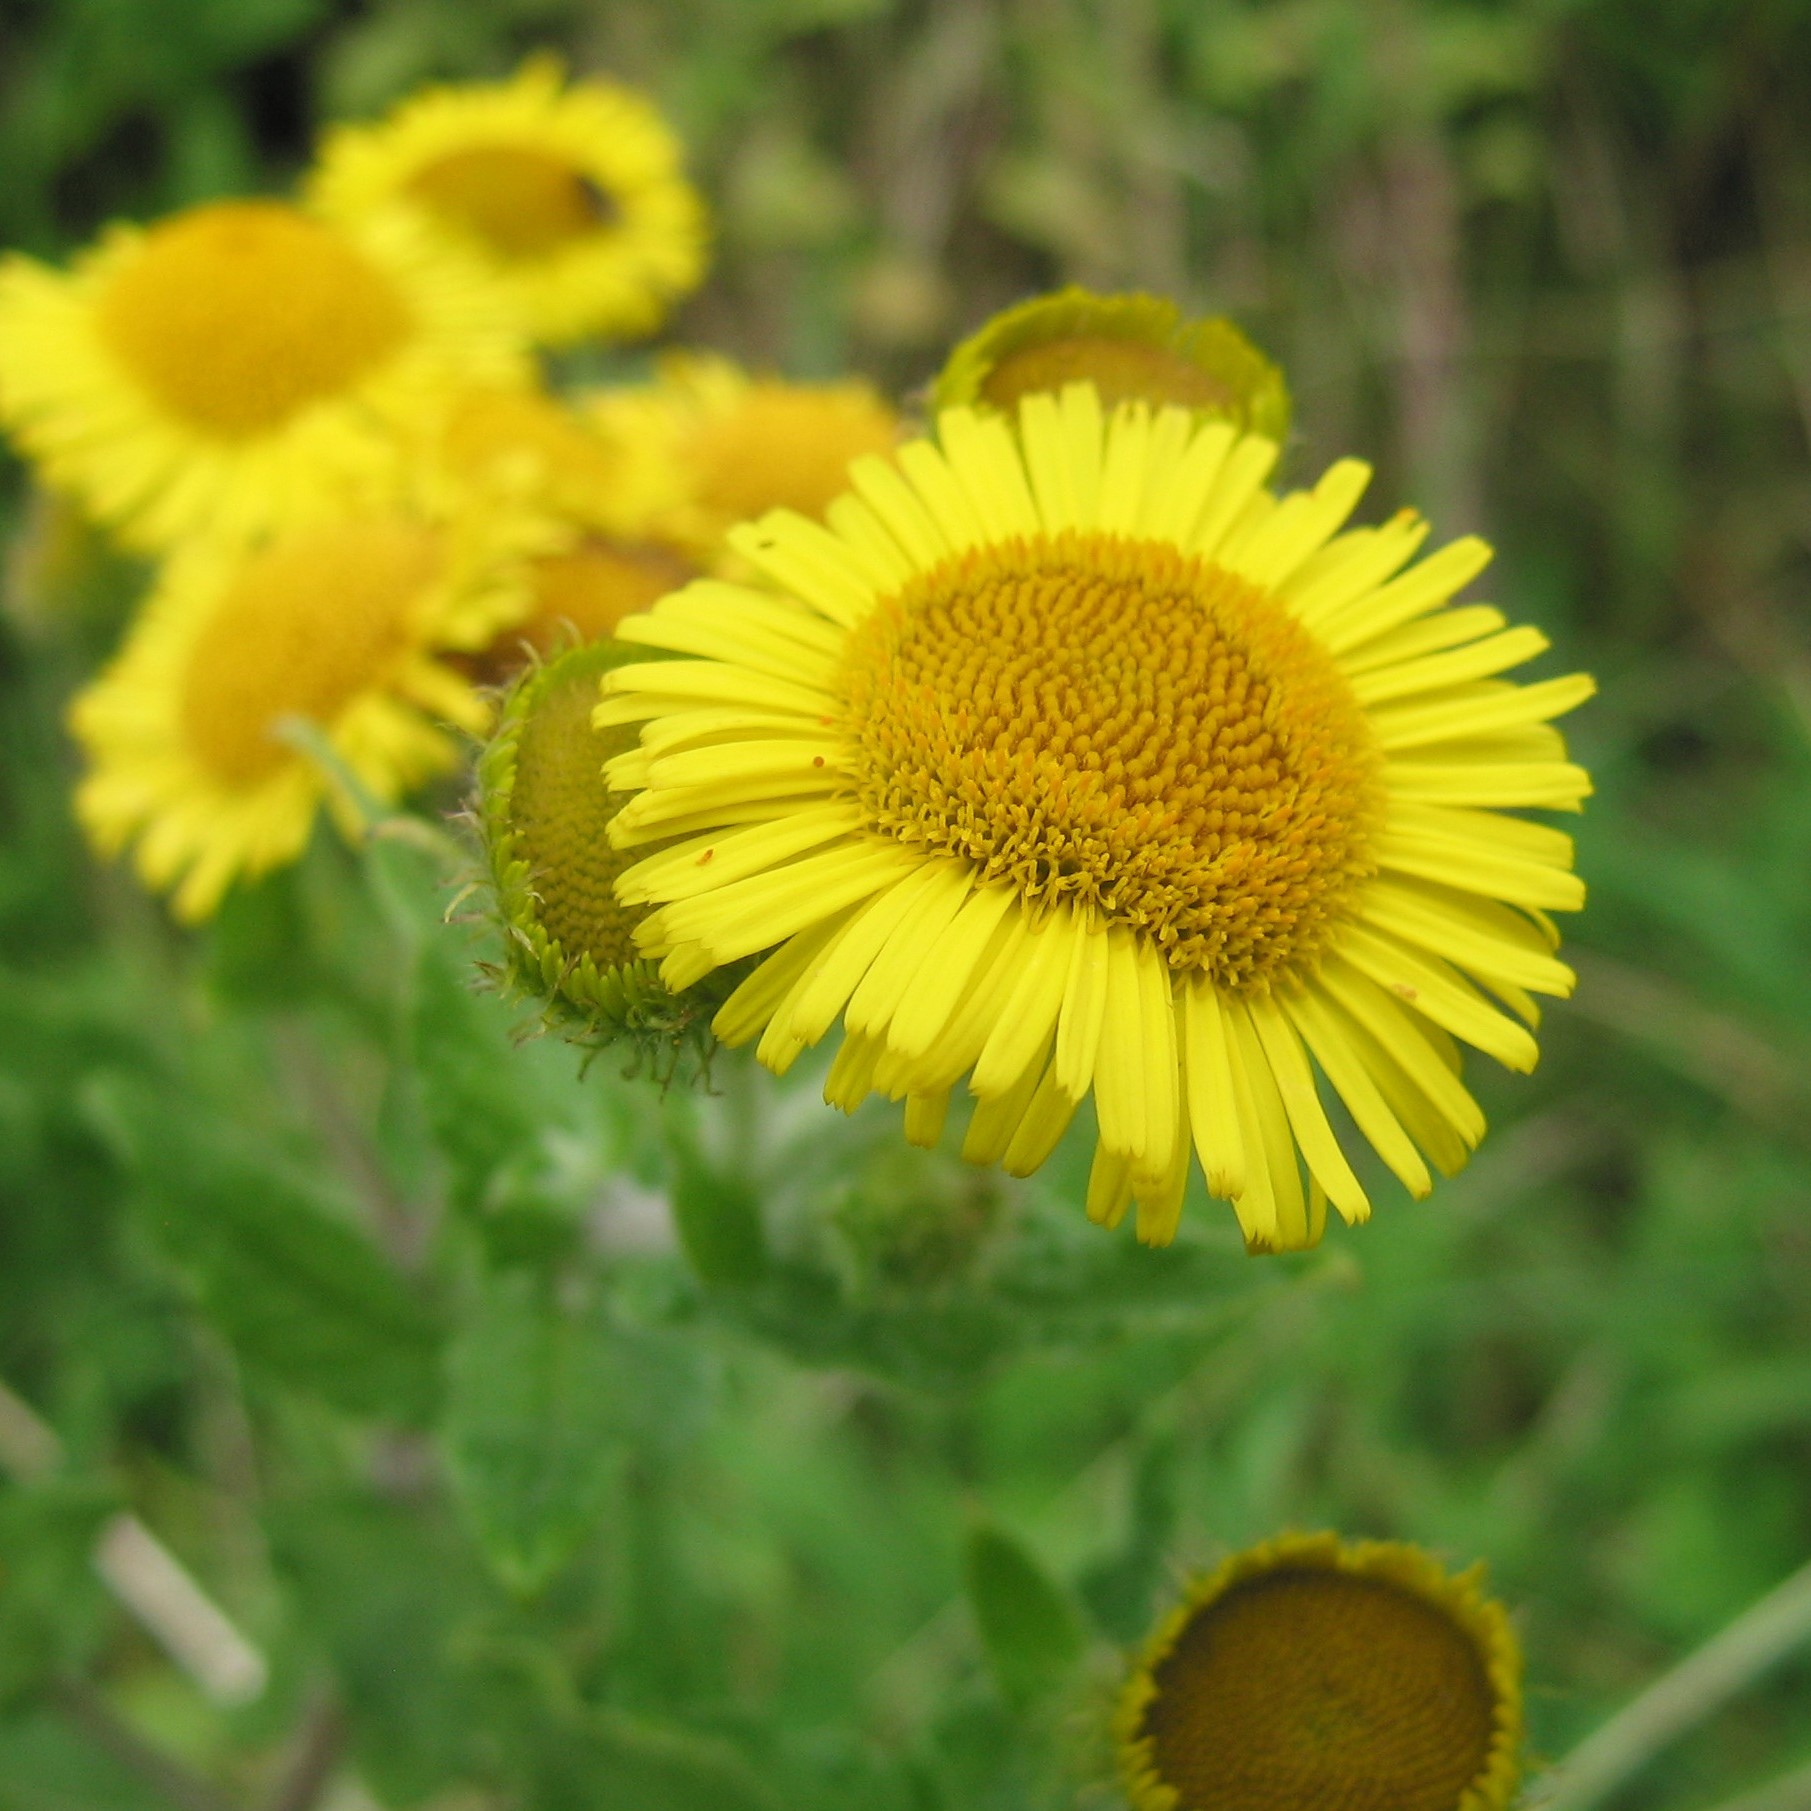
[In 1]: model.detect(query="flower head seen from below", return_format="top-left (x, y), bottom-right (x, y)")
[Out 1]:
top-left (478, 639), bottom-right (721, 1062)
top-left (1117, 1534), bottom-right (1522, 1811)
top-left (599, 385), bottom-right (1592, 1252)
top-left (936, 288), bottom-right (1291, 442)
top-left (585, 353), bottom-right (900, 564)
top-left (309, 56), bottom-right (707, 346)
top-left (0, 199), bottom-right (528, 551)
top-left (71, 494), bottom-right (546, 922)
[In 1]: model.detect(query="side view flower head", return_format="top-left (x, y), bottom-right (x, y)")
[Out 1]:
top-left (598, 384), bottom-right (1592, 1252)
top-left (936, 288), bottom-right (1290, 442)
top-left (71, 486), bottom-right (551, 921)
top-left (0, 199), bottom-right (528, 551)
top-left (477, 638), bottom-right (725, 1065)
top-left (1117, 1533), bottom-right (1522, 1811)
top-left (309, 55), bottom-right (708, 346)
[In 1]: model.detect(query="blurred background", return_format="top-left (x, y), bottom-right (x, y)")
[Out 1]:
top-left (4, 2), bottom-right (1811, 1808)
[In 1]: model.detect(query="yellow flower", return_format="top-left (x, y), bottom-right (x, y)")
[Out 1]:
top-left (1117, 1533), bottom-right (1522, 1811)
top-left (0, 199), bottom-right (528, 552)
top-left (598, 386), bottom-right (1592, 1251)
top-left (308, 55), bottom-right (707, 346)
top-left (584, 352), bottom-right (900, 563)
top-left (478, 639), bottom-right (720, 1058)
top-left (936, 288), bottom-right (1290, 440)
top-left (427, 384), bottom-right (699, 681)
top-left (71, 492), bottom-right (548, 921)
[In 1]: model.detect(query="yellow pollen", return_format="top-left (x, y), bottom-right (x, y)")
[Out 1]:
top-left (687, 383), bottom-right (898, 527)
top-left (1136, 1567), bottom-right (1499, 1811)
top-left (505, 659), bottom-right (643, 970)
top-left (980, 336), bottom-right (1241, 416)
top-left (97, 202), bottom-right (411, 438)
top-left (408, 144), bottom-right (614, 259)
top-left (842, 532), bottom-right (1381, 990)
top-left (181, 522), bottom-right (440, 786)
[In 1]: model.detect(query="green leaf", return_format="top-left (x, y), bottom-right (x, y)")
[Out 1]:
top-left (88, 1079), bottom-right (443, 1424)
top-left (963, 1524), bottom-right (1086, 1709)
top-left (536, 1707), bottom-right (782, 1811)
top-left (669, 1141), bottom-right (768, 1288)
top-left (0, 1480), bottom-right (118, 1706)
top-left (268, 1492), bottom-right (494, 1805)
top-left (442, 1276), bottom-right (623, 1594)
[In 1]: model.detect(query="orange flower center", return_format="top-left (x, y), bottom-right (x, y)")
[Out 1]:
top-left (841, 531), bottom-right (1380, 990)
top-left (1140, 1568), bottom-right (1498, 1811)
top-left (181, 522), bottom-right (440, 785)
top-left (98, 202), bottom-right (411, 438)
top-left (408, 144), bottom-right (613, 260)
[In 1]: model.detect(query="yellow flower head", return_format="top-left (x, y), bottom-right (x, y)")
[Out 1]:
top-left (308, 55), bottom-right (708, 346)
top-left (1117, 1534), bottom-right (1522, 1811)
top-left (0, 199), bottom-right (528, 551)
top-left (585, 352), bottom-right (901, 563)
top-left (598, 386), bottom-right (1592, 1252)
top-left (936, 289), bottom-right (1289, 441)
top-left (426, 383), bottom-right (699, 682)
top-left (478, 638), bottom-right (722, 1059)
top-left (71, 489), bottom-right (550, 921)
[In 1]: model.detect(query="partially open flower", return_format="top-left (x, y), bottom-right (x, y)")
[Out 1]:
top-left (1117, 1534), bottom-right (1522, 1811)
top-left (71, 489), bottom-right (546, 921)
top-left (935, 289), bottom-right (1289, 441)
top-left (0, 199), bottom-right (527, 551)
top-left (309, 56), bottom-right (707, 346)
top-left (598, 387), bottom-right (1592, 1251)
top-left (478, 638), bottom-right (721, 1062)
top-left (584, 352), bottom-right (900, 564)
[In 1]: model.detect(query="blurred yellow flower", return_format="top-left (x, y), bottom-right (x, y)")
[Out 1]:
top-left (427, 384), bottom-right (698, 680)
top-left (309, 56), bottom-right (707, 346)
top-left (936, 288), bottom-right (1290, 441)
top-left (71, 492), bottom-right (550, 921)
top-left (598, 386), bottom-right (1592, 1250)
top-left (0, 200), bottom-right (528, 551)
top-left (1117, 1533), bottom-right (1522, 1811)
top-left (584, 352), bottom-right (900, 563)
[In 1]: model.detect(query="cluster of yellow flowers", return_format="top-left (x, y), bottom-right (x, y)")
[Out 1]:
top-left (0, 59), bottom-right (1573, 1805)
top-left (0, 60), bottom-right (1591, 1275)
top-left (0, 58), bottom-right (893, 922)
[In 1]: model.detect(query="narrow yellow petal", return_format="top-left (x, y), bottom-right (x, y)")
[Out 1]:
top-left (970, 907), bottom-right (1073, 1100)
top-left (1054, 916), bottom-right (1111, 1101)
top-left (1283, 986), bottom-right (1432, 1199)
top-left (1002, 1059), bottom-right (1079, 1178)
top-left (1183, 980), bottom-right (1245, 1199)
top-left (843, 859), bottom-right (972, 1038)
top-left (1319, 535), bottom-right (1493, 655)
top-left (1347, 626), bottom-right (1550, 709)
top-left (1226, 1003), bottom-right (1312, 1251)
top-left (1247, 991), bottom-right (1371, 1225)
top-left (885, 883), bottom-right (1017, 1061)
top-left (1093, 929), bottom-right (1149, 1160)
top-left (1086, 1143), bottom-right (1134, 1230)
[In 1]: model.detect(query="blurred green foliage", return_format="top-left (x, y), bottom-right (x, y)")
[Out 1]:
top-left (5, 1), bottom-right (1811, 1809)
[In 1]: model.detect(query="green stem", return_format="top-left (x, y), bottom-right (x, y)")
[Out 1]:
top-left (1538, 1556), bottom-right (1811, 1811)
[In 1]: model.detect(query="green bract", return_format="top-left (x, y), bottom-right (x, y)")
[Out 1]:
top-left (477, 636), bottom-right (721, 1067)
top-left (934, 286), bottom-right (1291, 442)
